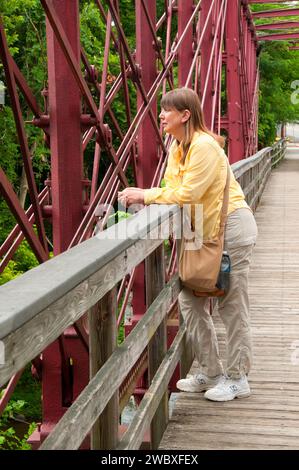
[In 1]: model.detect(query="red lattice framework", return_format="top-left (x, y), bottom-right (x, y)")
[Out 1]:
top-left (1, 0), bottom-right (297, 446)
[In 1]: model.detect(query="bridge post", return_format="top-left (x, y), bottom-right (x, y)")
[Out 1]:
top-left (146, 244), bottom-right (168, 449)
top-left (46, 0), bottom-right (83, 251)
top-left (178, 0), bottom-right (194, 87)
top-left (248, 18), bottom-right (258, 156)
top-left (225, 0), bottom-right (246, 163)
top-left (88, 288), bottom-right (118, 450)
top-left (200, 0), bottom-right (215, 129)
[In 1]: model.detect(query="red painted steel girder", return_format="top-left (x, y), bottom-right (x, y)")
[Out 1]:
top-left (0, 168), bottom-right (48, 263)
top-left (0, 188), bottom-right (49, 273)
top-left (248, 0), bottom-right (299, 3)
top-left (257, 32), bottom-right (299, 40)
top-left (226, 0), bottom-right (259, 162)
top-left (251, 8), bottom-right (299, 18)
top-left (256, 21), bottom-right (299, 30)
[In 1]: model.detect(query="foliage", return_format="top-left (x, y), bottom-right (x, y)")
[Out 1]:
top-left (0, 394), bottom-right (27, 426)
top-left (0, 383), bottom-right (39, 450)
top-left (258, 42), bottom-right (299, 147)
top-left (8, 365), bottom-right (42, 421)
top-left (0, 422), bottom-right (37, 450)
top-left (0, 364), bottom-right (41, 449)
top-left (0, 106), bottom-right (21, 243)
top-left (0, 239), bottom-right (39, 285)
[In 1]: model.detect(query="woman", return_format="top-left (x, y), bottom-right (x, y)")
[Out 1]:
top-left (118, 88), bottom-right (258, 402)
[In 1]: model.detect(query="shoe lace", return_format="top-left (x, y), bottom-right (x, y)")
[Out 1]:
top-left (195, 374), bottom-right (208, 384)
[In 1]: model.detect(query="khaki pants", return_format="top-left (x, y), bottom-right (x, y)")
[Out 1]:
top-left (178, 208), bottom-right (258, 379)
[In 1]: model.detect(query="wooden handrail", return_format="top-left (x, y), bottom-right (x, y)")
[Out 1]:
top-left (0, 204), bottom-right (180, 387)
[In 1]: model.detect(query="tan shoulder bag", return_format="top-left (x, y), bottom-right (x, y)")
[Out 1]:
top-left (179, 158), bottom-right (230, 297)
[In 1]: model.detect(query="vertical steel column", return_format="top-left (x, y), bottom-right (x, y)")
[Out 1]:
top-left (251, 32), bottom-right (258, 153)
top-left (225, 0), bottom-right (245, 163)
top-left (41, 0), bottom-right (85, 444)
top-left (246, 19), bottom-right (257, 156)
top-left (200, 0), bottom-right (214, 128)
top-left (133, 0), bottom-right (157, 317)
top-left (178, 0), bottom-right (194, 87)
top-left (239, 12), bottom-right (248, 148)
top-left (46, 0), bottom-right (83, 251)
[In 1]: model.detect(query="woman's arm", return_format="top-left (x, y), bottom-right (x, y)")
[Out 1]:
top-left (118, 147), bottom-right (175, 206)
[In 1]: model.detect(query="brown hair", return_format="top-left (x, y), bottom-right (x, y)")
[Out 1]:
top-left (160, 87), bottom-right (225, 162)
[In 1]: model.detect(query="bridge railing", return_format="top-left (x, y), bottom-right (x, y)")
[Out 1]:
top-left (0, 139), bottom-right (286, 450)
top-left (232, 138), bottom-right (286, 211)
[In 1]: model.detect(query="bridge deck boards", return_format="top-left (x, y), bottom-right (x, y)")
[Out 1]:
top-left (159, 147), bottom-right (299, 450)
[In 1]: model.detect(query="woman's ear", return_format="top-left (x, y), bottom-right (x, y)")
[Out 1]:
top-left (182, 109), bottom-right (191, 123)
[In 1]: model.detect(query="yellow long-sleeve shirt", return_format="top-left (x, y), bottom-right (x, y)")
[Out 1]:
top-left (144, 131), bottom-right (249, 240)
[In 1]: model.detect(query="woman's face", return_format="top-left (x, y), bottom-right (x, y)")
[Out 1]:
top-left (159, 107), bottom-right (189, 138)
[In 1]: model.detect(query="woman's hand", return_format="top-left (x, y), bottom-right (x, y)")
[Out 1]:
top-left (118, 187), bottom-right (145, 207)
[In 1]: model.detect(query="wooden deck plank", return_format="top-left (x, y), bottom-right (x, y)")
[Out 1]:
top-left (160, 148), bottom-right (299, 450)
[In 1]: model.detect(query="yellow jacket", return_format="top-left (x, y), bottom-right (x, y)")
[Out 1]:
top-left (144, 131), bottom-right (249, 240)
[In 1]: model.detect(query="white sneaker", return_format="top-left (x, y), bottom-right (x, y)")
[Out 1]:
top-left (176, 373), bottom-right (223, 393)
top-left (204, 375), bottom-right (250, 401)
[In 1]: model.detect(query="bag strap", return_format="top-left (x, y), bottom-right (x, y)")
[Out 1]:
top-left (218, 158), bottom-right (230, 238)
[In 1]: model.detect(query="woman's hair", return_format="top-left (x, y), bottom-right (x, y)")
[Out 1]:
top-left (160, 87), bottom-right (225, 162)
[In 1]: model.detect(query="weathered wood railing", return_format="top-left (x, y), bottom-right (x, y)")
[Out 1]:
top-left (0, 139), bottom-right (286, 450)
top-left (232, 138), bottom-right (286, 210)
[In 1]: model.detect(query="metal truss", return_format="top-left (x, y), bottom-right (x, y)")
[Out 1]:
top-left (248, 0), bottom-right (299, 45)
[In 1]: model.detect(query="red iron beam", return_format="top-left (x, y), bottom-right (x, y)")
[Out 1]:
top-left (251, 8), bottom-right (299, 18)
top-left (248, 0), bottom-right (298, 3)
top-left (257, 32), bottom-right (299, 40)
top-left (0, 168), bottom-right (48, 262)
top-left (256, 21), bottom-right (299, 30)
top-left (0, 188), bottom-right (49, 273)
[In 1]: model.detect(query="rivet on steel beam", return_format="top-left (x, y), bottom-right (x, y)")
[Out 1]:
top-left (31, 114), bottom-right (50, 129)
top-left (80, 114), bottom-right (97, 127)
